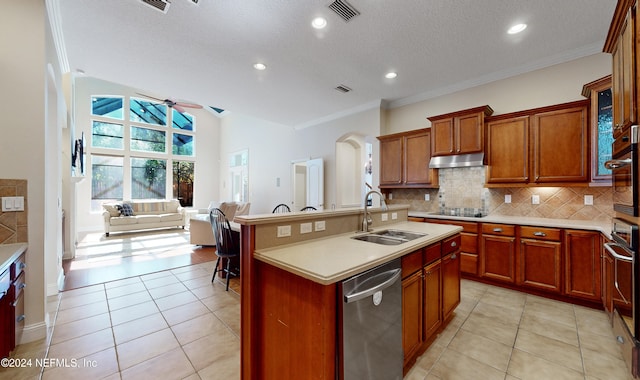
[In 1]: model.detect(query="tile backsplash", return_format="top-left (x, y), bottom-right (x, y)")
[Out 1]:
top-left (386, 167), bottom-right (614, 221)
top-left (0, 179), bottom-right (28, 244)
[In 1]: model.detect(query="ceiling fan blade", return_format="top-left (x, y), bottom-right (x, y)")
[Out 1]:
top-left (174, 101), bottom-right (203, 109)
top-left (135, 92), bottom-right (166, 103)
top-left (172, 104), bottom-right (186, 113)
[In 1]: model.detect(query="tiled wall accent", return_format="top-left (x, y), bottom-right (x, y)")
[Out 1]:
top-left (0, 179), bottom-right (28, 244)
top-left (386, 168), bottom-right (615, 221)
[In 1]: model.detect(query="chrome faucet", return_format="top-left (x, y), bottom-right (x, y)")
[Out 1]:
top-left (362, 190), bottom-right (388, 232)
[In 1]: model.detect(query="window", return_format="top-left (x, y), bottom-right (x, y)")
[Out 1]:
top-left (90, 94), bottom-right (198, 210)
top-left (131, 126), bottom-right (166, 153)
top-left (173, 161), bottom-right (194, 206)
top-left (92, 121), bottom-right (124, 150)
top-left (229, 150), bottom-right (249, 202)
top-left (92, 96), bottom-right (123, 119)
top-left (130, 98), bottom-right (167, 126)
top-left (91, 155), bottom-right (123, 209)
top-left (131, 158), bottom-right (166, 199)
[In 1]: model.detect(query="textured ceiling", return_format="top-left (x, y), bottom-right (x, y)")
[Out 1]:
top-left (56, 0), bottom-right (617, 127)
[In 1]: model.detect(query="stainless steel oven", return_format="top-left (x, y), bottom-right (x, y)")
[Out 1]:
top-left (605, 218), bottom-right (639, 376)
top-left (606, 125), bottom-right (639, 216)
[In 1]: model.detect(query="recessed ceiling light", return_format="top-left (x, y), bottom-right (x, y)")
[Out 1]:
top-left (385, 72), bottom-right (398, 79)
top-left (311, 17), bottom-right (327, 29)
top-left (253, 63), bottom-right (267, 70)
top-left (507, 23), bottom-right (527, 34)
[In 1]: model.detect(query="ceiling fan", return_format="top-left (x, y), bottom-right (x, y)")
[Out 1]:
top-left (135, 92), bottom-right (203, 114)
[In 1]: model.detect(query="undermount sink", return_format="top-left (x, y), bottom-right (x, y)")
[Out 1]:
top-left (351, 229), bottom-right (427, 245)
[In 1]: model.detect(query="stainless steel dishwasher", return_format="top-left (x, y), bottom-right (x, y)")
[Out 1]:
top-left (341, 258), bottom-right (403, 380)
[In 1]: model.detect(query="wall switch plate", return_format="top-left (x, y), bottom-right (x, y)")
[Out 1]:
top-left (391, 212), bottom-right (398, 220)
top-left (388, 193), bottom-right (393, 200)
top-left (315, 220), bottom-right (326, 231)
top-left (425, 194), bottom-right (430, 201)
top-left (1, 197), bottom-right (24, 212)
top-left (505, 194), bottom-right (511, 204)
top-left (277, 225), bottom-right (291, 237)
top-left (381, 213), bottom-right (388, 221)
top-left (584, 195), bottom-right (594, 205)
top-left (532, 195), bottom-right (540, 205)
top-left (300, 222), bottom-right (312, 234)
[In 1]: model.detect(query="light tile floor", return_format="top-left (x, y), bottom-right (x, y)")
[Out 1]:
top-left (0, 266), bottom-right (634, 380)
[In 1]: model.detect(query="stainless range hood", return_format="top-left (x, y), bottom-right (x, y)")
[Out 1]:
top-left (429, 153), bottom-right (485, 169)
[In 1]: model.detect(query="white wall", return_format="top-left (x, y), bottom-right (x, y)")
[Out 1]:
top-left (385, 53), bottom-right (612, 134)
top-left (72, 77), bottom-right (222, 233)
top-left (0, 0), bottom-right (53, 343)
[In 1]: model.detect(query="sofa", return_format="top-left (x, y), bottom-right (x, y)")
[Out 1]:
top-left (102, 199), bottom-right (187, 237)
top-left (189, 201), bottom-right (250, 246)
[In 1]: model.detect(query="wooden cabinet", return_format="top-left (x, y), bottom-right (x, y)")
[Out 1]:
top-left (428, 105), bottom-right (493, 156)
top-left (564, 230), bottom-right (601, 302)
top-left (422, 259), bottom-right (441, 341)
top-left (518, 226), bottom-right (562, 293)
top-left (402, 269), bottom-right (423, 365)
top-left (486, 101), bottom-right (589, 185)
top-left (441, 235), bottom-right (461, 322)
top-left (1, 251), bottom-right (26, 359)
top-left (481, 223), bottom-right (516, 283)
top-left (425, 219), bottom-right (479, 276)
top-left (607, 1), bottom-right (637, 137)
top-left (378, 129), bottom-right (438, 188)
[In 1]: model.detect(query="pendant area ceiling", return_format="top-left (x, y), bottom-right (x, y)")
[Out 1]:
top-left (56, 0), bottom-right (617, 128)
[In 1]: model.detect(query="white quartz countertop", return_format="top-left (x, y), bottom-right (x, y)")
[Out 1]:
top-left (410, 212), bottom-right (611, 238)
top-left (254, 221), bottom-right (462, 285)
top-left (0, 243), bottom-right (27, 274)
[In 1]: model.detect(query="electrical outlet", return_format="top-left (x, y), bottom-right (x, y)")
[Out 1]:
top-left (381, 213), bottom-right (388, 221)
top-left (315, 220), bottom-right (326, 231)
top-left (391, 212), bottom-right (398, 220)
top-left (425, 194), bottom-right (430, 201)
top-left (505, 194), bottom-right (511, 204)
top-left (277, 225), bottom-right (291, 237)
top-left (532, 195), bottom-right (540, 205)
top-left (584, 195), bottom-right (594, 205)
top-left (300, 222), bottom-right (312, 234)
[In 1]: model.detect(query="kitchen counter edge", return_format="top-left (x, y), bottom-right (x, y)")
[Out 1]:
top-left (0, 243), bottom-right (27, 275)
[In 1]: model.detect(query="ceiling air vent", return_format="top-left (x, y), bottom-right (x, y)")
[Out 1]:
top-left (328, 0), bottom-right (360, 22)
top-left (335, 85), bottom-right (352, 93)
top-left (140, 0), bottom-right (170, 13)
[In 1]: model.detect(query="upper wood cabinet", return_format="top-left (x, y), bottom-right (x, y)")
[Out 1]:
top-left (378, 128), bottom-right (438, 188)
top-left (428, 105), bottom-right (494, 156)
top-left (605, 0), bottom-right (637, 137)
top-left (486, 100), bottom-right (589, 185)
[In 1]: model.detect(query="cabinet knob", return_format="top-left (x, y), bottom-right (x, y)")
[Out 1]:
top-left (18, 283), bottom-right (26, 290)
top-left (617, 335), bottom-right (625, 344)
top-left (16, 314), bottom-right (25, 323)
top-left (450, 241), bottom-right (457, 248)
top-left (18, 263), bottom-right (26, 270)
top-left (451, 253), bottom-right (457, 260)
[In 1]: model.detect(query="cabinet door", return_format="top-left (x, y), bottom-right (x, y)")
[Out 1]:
top-left (442, 252), bottom-right (460, 321)
top-left (518, 239), bottom-right (561, 293)
top-left (423, 260), bottom-right (441, 340)
top-left (612, 7), bottom-right (636, 135)
top-left (405, 131), bottom-right (435, 185)
top-left (481, 235), bottom-right (516, 283)
top-left (486, 116), bottom-right (529, 183)
top-left (532, 105), bottom-right (588, 183)
top-left (456, 113), bottom-right (483, 154)
top-left (431, 118), bottom-right (454, 156)
top-left (402, 270), bottom-right (423, 365)
top-left (564, 230), bottom-right (601, 301)
top-left (379, 136), bottom-right (403, 185)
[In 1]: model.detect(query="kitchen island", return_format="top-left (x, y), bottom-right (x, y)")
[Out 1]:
top-left (235, 207), bottom-right (461, 379)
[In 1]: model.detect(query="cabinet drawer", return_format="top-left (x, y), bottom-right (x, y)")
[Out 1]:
top-left (482, 223), bottom-right (515, 236)
top-left (455, 221), bottom-right (478, 233)
top-left (402, 249), bottom-right (423, 278)
top-left (424, 243), bottom-right (441, 265)
top-left (13, 292), bottom-right (24, 347)
top-left (11, 253), bottom-right (26, 280)
top-left (460, 232), bottom-right (478, 254)
top-left (520, 226), bottom-right (561, 241)
top-left (442, 235), bottom-right (461, 256)
top-left (12, 271), bottom-right (25, 300)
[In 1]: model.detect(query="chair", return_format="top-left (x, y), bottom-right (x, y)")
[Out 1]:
top-left (209, 208), bottom-right (240, 291)
top-left (300, 206), bottom-right (317, 212)
top-left (272, 203), bottom-right (291, 213)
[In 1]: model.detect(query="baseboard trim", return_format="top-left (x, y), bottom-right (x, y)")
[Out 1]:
top-left (19, 321), bottom-right (47, 345)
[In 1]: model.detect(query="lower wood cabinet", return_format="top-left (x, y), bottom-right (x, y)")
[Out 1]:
top-left (423, 259), bottom-right (442, 340)
top-left (481, 224), bottom-right (516, 283)
top-left (518, 226), bottom-right (562, 293)
top-left (564, 230), bottom-right (601, 302)
top-left (1, 251), bottom-right (26, 359)
top-left (441, 251), bottom-right (460, 321)
top-left (402, 269), bottom-right (423, 366)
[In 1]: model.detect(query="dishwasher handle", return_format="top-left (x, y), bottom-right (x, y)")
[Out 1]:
top-left (344, 268), bottom-right (402, 304)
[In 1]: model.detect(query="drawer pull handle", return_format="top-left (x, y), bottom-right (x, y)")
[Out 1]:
top-left (18, 263), bottom-right (26, 270)
top-left (533, 232), bottom-right (546, 237)
top-left (451, 253), bottom-right (457, 260)
top-left (450, 241), bottom-right (457, 247)
top-left (18, 283), bottom-right (26, 290)
top-left (493, 228), bottom-right (503, 233)
top-left (16, 314), bottom-right (25, 323)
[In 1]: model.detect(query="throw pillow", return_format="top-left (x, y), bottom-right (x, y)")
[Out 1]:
top-left (119, 203), bottom-right (135, 216)
top-left (102, 204), bottom-right (120, 217)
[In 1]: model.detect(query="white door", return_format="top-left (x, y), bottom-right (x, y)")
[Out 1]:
top-left (306, 158), bottom-right (323, 210)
